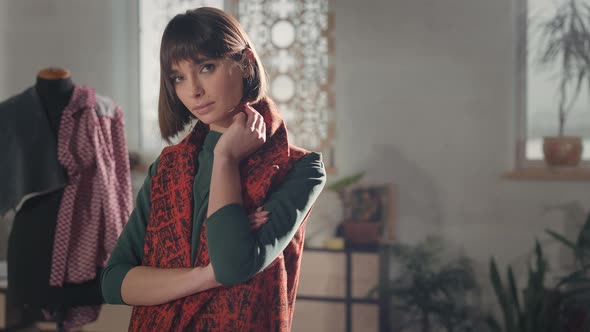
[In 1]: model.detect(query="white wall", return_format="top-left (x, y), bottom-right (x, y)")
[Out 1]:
top-left (326, 0), bottom-right (589, 304)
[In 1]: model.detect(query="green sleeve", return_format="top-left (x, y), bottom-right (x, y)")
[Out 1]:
top-left (206, 152), bottom-right (327, 285)
top-left (101, 159), bottom-right (158, 305)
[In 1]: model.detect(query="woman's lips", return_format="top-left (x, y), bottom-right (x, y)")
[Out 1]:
top-left (193, 102), bottom-right (215, 115)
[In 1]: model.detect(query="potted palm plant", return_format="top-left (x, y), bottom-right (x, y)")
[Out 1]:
top-left (534, 0), bottom-right (590, 166)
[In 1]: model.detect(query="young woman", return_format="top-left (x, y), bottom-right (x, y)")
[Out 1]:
top-left (101, 7), bottom-right (326, 331)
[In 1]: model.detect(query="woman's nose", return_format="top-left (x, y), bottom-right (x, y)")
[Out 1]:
top-left (191, 83), bottom-right (204, 98)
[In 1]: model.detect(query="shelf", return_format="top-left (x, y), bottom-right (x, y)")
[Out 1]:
top-left (299, 245), bottom-right (389, 332)
top-left (504, 167), bottom-right (590, 181)
top-left (304, 245), bottom-right (380, 253)
top-left (297, 295), bottom-right (379, 305)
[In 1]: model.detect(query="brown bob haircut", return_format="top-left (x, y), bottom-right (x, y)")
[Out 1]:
top-left (158, 7), bottom-right (268, 141)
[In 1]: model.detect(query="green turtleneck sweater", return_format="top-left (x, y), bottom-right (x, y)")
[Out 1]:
top-left (101, 131), bottom-right (326, 305)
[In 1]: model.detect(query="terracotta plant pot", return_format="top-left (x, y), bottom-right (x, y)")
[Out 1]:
top-left (343, 221), bottom-right (382, 244)
top-left (543, 136), bottom-right (583, 167)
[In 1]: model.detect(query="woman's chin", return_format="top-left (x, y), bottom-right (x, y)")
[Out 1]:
top-left (194, 113), bottom-right (217, 125)
top-left (195, 117), bottom-right (211, 125)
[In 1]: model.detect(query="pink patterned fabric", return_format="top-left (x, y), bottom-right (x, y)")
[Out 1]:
top-left (46, 86), bottom-right (132, 329)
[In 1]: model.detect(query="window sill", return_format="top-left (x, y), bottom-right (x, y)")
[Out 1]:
top-left (504, 167), bottom-right (590, 181)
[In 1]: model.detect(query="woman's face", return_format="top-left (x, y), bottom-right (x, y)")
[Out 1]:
top-left (170, 55), bottom-right (245, 132)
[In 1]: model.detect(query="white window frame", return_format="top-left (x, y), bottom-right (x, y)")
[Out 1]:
top-left (514, 0), bottom-right (590, 168)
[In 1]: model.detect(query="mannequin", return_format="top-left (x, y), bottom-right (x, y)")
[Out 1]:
top-left (35, 67), bottom-right (75, 138)
top-left (6, 68), bottom-right (103, 331)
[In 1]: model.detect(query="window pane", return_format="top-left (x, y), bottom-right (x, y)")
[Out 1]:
top-left (526, 0), bottom-right (590, 160)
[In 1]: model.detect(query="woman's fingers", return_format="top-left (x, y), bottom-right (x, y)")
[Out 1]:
top-left (248, 208), bottom-right (270, 231)
top-left (250, 221), bottom-right (265, 229)
top-left (244, 105), bottom-right (266, 136)
top-left (249, 207), bottom-right (269, 219)
top-left (248, 211), bottom-right (269, 221)
top-left (246, 110), bottom-right (256, 132)
top-left (257, 114), bottom-right (266, 139)
top-left (248, 210), bottom-right (269, 218)
top-left (250, 217), bottom-right (267, 225)
top-left (249, 215), bottom-right (269, 223)
top-left (244, 105), bottom-right (261, 131)
top-left (249, 219), bottom-right (266, 231)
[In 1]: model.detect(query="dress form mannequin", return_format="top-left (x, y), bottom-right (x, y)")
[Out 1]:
top-left (35, 68), bottom-right (74, 138)
top-left (6, 68), bottom-right (103, 331)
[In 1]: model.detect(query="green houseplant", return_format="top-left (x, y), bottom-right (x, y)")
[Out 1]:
top-left (326, 172), bottom-right (385, 244)
top-left (325, 172), bottom-right (365, 216)
top-left (369, 237), bottom-right (490, 332)
top-left (545, 210), bottom-right (590, 331)
top-left (488, 241), bottom-right (561, 332)
top-left (488, 210), bottom-right (590, 332)
top-left (533, 0), bottom-right (590, 166)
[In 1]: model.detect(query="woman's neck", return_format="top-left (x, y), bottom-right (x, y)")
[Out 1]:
top-left (209, 123), bottom-right (228, 133)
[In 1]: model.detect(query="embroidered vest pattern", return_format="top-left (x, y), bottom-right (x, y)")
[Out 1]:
top-left (129, 99), bottom-right (310, 331)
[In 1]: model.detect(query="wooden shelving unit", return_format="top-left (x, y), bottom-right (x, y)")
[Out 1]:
top-left (297, 245), bottom-right (391, 332)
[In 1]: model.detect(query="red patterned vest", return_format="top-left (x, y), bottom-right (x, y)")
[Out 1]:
top-left (129, 98), bottom-right (310, 331)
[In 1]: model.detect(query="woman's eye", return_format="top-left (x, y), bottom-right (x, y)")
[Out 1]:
top-left (171, 75), bottom-right (184, 84)
top-left (200, 64), bottom-right (215, 73)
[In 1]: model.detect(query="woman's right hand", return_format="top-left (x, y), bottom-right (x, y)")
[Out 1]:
top-left (214, 104), bottom-right (267, 162)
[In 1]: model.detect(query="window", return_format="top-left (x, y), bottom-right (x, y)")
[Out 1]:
top-left (518, 0), bottom-right (590, 166)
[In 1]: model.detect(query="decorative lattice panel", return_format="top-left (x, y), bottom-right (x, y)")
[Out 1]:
top-left (236, 0), bottom-right (334, 152)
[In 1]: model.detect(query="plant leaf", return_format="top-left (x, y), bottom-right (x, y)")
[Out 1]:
top-left (546, 228), bottom-right (577, 251)
top-left (490, 258), bottom-right (516, 331)
top-left (326, 172), bottom-right (365, 192)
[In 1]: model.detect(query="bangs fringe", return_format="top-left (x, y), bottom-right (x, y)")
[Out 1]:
top-left (160, 14), bottom-right (229, 76)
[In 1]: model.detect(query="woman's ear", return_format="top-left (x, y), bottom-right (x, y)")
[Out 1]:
top-left (242, 48), bottom-right (255, 63)
top-left (241, 48), bottom-right (256, 78)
